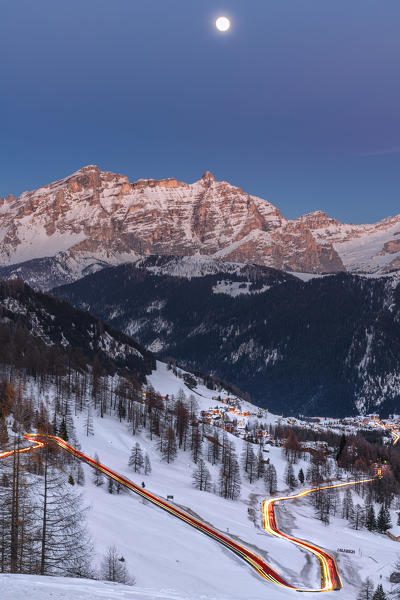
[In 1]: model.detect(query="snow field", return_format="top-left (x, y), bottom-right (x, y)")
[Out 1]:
top-left (4, 362), bottom-right (400, 599)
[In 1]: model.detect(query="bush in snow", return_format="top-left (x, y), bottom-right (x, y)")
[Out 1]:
top-left (100, 545), bottom-right (135, 586)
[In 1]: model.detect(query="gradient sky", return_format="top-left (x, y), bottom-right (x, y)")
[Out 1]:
top-left (1, 0), bottom-right (399, 222)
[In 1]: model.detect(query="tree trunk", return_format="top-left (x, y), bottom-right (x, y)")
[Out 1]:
top-left (40, 448), bottom-right (48, 575)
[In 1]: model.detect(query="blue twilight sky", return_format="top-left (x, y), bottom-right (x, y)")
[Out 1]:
top-left (1, 0), bottom-right (400, 222)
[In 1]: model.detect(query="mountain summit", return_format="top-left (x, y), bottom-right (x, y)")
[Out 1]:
top-left (1, 166), bottom-right (400, 288)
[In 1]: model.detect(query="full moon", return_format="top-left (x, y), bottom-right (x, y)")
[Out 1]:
top-left (215, 16), bottom-right (231, 32)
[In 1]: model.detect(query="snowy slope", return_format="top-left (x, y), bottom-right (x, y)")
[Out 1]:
top-left (73, 441), bottom-right (316, 598)
top-left (65, 363), bottom-right (397, 599)
top-left (329, 223), bottom-right (400, 274)
top-left (147, 361), bottom-right (277, 418)
top-left (0, 574), bottom-right (197, 600)
top-left (2, 363), bottom-right (398, 599)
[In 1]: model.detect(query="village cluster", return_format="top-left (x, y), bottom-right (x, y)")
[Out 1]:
top-left (295, 414), bottom-right (400, 445)
top-left (200, 396), bottom-right (273, 442)
top-left (199, 393), bottom-right (400, 452)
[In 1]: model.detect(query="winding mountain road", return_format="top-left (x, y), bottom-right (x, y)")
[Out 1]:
top-left (0, 433), bottom-right (383, 593)
top-left (263, 479), bottom-right (375, 592)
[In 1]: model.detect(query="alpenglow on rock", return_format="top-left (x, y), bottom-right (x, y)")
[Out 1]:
top-left (1, 165), bottom-right (400, 288)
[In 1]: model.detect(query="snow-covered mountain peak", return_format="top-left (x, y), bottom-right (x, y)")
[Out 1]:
top-left (201, 170), bottom-right (216, 183)
top-left (133, 176), bottom-right (186, 190)
top-left (1, 166), bottom-right (400, 288)
top-left (297, 210), bottom-right (341, 229)
top-left (70, 164), bottom-right (101, 176)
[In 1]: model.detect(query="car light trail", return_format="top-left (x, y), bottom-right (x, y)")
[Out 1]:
top-left (262, 478), bottom-right (375, 592)
top-left (369, 417), bottom-right (400, 446)
top-left (6, 434), bottom-right (295, 590)
top-left (0, 433), bottom-right (380, 593)
top-left (0, 437), bottom-right (46, 460)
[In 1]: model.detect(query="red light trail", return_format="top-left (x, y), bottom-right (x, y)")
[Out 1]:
top-left (0, 433), bottom-right (385, 592)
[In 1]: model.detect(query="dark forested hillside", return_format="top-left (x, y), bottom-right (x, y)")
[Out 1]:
top-left (0, 278), bottom-right (155, 381)
top-left (52, 261), bottom-right (400, 417)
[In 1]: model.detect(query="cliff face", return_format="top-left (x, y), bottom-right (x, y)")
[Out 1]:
top-left (1, 165), bottom-right (399, 286)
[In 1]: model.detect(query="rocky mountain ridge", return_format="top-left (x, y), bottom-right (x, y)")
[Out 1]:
top-left (53, 259), bottom-right (400, 417)
top-left (1, 165), bottom-right (400, 289)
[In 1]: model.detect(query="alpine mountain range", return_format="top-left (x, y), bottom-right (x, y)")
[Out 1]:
top-left (1, 165), bottom-right (400, 417)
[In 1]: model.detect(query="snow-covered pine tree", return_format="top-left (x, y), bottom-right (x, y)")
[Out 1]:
top-left (256, 445), bottom-right (265, 479)
top-left (92, 453), bottom-right (104, 486)
top-left (377, 504), bottom-right (392, 533)
top-left (342, 488), bottom-right (354, 520)
top-left (351, 504), bottom-right (365, 530)
top-left (264, 463), bottom-right (278, 495)
top-left (207, 430), bottom-right (220, 465)
top-left (84, 407), bottom-right (94, 437)
top-left (329, 487), bottom-right (340, 517)
top-left (357, 577), bottom-right (374, 600)
top-left (365, 503), bottom-right (376, 531)
top-left (245, 445), bottom-right (257, 484)
top-left (161, 426), bottom-right (177, 464)
top-left (191, 424), bottom-right (202, 464)
top-left (193, 458), bottom-right (212, 492)
top-left (188, 394), bottom-right (199, 421)
top-left (285, 461), bottom-right (297, 489)
top-left (76, 461), bottom-right (85, 486)
top-left (129, 443), bottom-right (144, 473)
top-left (298, 468), bottom-right (305, 485)
top-left (36, 448), bottom-right (92, 577)
top-left (144, 454), bottom-right (152, 475)
top-left (58, 417), bottom-right (68, 441)
top-left (372, 583), bottom-right (387, 599)
top-left (241, 443), bottom-right (252, 474)
top-left (174, 392), bottom-right (189, 449)
top-left (219, 442), bottom-right (241, 500)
